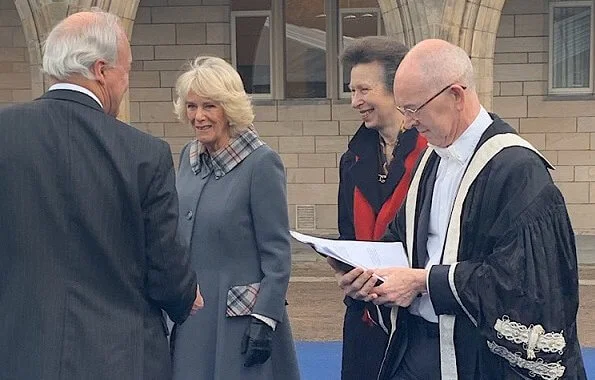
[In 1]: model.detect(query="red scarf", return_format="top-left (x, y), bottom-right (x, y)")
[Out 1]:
top-left (353, 136), bottom-right (426, 241)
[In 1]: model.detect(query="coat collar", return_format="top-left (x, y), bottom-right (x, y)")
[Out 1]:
top-left (190, 127), bottom-right (264, 178)
top-left (348, 123), bottom-right (422, 212)
top-left (48, 83), bottom-right (103, 109)
top-left (39, 89), bottom-right (104, 113)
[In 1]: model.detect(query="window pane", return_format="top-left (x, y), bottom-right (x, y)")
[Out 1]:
top-left (552, 6), bottom-right (591, 89)
top-left (342, 11), bottom-right (379, 37)
top-left (339, 0), bottom-right (384, 37)
top-left (340, 1), bottom-right (383, 93)
top-left (236, 16), bottom-right (271, 94)
top-left (232, 0), bottom-right (270, 11)
top-left (339, 0), bottom-right (381, 7)
top-left (285, 0), bottom-right (327, 98)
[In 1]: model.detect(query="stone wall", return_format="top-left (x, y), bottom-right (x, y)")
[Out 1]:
top-left (0, 0), bottom-right (30, 108)
top-left (493, 0), bottom-right (595, 232)
top-left (254, 99), bottom-right (358, 233)
top-left (129, 0), bottom-right (231, 163)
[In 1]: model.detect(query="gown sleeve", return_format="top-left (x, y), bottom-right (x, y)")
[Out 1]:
top-left (429, 148), bottom-right (582, 375)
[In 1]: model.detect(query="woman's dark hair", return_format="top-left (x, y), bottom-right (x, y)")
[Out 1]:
top-left (340, 36), bottom-right (409, 94)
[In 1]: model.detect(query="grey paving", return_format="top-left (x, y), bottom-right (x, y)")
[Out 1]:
top-left (291, 239), bottom-right (327, 262)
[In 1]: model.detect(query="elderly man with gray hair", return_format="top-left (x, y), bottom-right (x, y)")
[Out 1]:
top-left (332, 39), bottom-right (586, 379)
top-left (0, 9), bottom-right (201, 380)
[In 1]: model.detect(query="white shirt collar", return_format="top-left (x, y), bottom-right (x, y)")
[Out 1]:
top-left (431, 106), bottom-right (492, 165)
top-left (48, 83), bottom-right (103, 109)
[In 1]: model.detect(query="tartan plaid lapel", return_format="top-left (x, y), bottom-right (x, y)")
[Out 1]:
top-left (190, 127), bottom-right (264, 176)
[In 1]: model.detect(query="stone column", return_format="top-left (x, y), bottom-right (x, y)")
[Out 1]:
top-left (378, 0), bottom-right (507, 110)
top-left (12, 0), bottom-right (140, 122)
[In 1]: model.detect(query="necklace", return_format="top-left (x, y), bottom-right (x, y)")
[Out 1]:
top-left (378, 125), bottom-right (406, 183)
top-left (378, 161), bottom-right (389, 183)
top-left (378, 136), bottom-right (399, 183)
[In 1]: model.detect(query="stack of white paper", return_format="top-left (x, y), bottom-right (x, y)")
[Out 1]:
top-left (290, 231), bottom-right (409, 272)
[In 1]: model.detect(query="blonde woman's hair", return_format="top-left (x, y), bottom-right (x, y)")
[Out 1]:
top-left (173, 56), bottom-right (254, 135)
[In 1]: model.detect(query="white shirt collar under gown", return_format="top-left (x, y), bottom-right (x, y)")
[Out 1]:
top-left (409, 106), bottom-right (493, 323)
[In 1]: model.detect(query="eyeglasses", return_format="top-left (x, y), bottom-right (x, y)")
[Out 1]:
top-left (396, 83), bottom-right (467, 118)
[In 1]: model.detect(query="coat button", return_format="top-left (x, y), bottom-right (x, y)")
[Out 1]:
top-left (185, 210), bottom-right (193, 220)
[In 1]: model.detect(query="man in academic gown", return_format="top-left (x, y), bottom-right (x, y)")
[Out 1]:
top-left (329, 39), bottom-right (586, 379)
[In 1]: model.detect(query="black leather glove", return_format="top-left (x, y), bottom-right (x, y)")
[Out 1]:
top-left (241, 316), bottom-right (273, 367)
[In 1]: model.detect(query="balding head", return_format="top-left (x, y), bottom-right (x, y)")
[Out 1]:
top-left (396, 39), bottom-right (474, 95)
top-left (62, 11), bottom-right (98, 28)
top-left (393, 39), bottom-right (481, 148)
top-left (42, 9), bottom-right (131, 117)
top-left (42, 9), bottom-right (126, 81)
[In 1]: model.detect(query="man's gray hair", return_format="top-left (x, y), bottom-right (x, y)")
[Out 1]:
top-left (42, 9), bottom-right (122, 81)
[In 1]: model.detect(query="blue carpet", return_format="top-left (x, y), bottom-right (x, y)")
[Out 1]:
top-left (585, 348), bottom-right (595, 378)
top-left (296, 342), bottom-right (595, 380)
top-left (296, 341), bottom-right (342, 380)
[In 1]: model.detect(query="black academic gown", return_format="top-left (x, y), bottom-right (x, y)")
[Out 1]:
top-left (379, 115), bottom-right (586, 379)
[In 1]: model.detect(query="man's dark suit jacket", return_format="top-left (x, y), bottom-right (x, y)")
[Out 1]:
top-left (0, 89), bottom-right (197, 380)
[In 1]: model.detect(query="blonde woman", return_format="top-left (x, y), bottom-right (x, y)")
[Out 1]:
top-left (170, 56), bottom-right (300, 380)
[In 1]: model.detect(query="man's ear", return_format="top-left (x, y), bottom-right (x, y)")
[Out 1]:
top-left (91, 60), bottom-right (107, 84)
top-left (452, 85), bottom-right (466, 110)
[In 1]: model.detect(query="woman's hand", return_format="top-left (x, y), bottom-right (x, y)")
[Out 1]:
top-left (327, 257), bottom-right (379, 302)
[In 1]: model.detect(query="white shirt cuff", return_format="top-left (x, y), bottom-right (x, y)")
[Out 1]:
top-left (252, 313), bottom-right (277, 330)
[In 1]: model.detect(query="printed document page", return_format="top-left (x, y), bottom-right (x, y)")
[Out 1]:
top-left (290, 231), bottom-right (409, 270)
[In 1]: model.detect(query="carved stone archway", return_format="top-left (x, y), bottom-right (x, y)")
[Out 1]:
top-left (12, 0), bottom-right (141, 122)
top-left (378, 0), bottom-right (507, 110)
